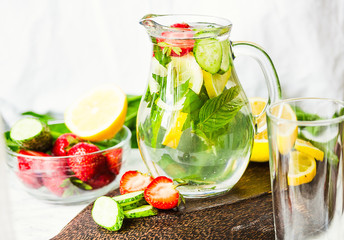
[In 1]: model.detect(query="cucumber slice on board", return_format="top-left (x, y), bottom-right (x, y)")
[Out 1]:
top-left (124, 205), bottom-right (158, 218)
top-left (92, 196), bottom-right (124, 231)
top-left (194, 38), bottom-right (222, 74)
top-left (122, 198), bottom-right (148, 211)
top-left (10, 117), bottom-right (52, 152)
top-left (112, 190), bottom-right (144, 204)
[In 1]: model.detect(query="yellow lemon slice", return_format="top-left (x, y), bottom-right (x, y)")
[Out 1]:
top-left (270, 103), bottom-right (298, 155)
top-left (64, 84), bottom-right (127, 142)
top-left (249, 97), bottom-right (269, 162)
top-left (203, 69), bottom-right (231, 98)
top-left (288, 151), bottom-right (316, 186)
top-left (294, 139), bottom-right (324, 161)
top-left (162, 111), bottom-right (188, 149)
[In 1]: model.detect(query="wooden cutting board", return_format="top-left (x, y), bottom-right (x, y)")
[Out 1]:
top-left (52, 162), bottom-right (274, 239)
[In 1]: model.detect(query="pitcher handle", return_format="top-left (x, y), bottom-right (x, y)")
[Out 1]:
top-left (232, 41), bottom-right (282, 134)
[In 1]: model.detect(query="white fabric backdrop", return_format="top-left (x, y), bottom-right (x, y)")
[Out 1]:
top-left (0, 0), bottom-right (343, 123)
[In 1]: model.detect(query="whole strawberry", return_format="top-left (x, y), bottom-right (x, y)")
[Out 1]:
top-left (52, 133), bottom-right (81, 156)
top-left (68, 142), bottom-right (107, 182)
top-left (16, 150), bottom-right (50, 189)
top-left (87, 170), bottom-right (116, 189)
top-left (105, 148), bottom-right (123, 175)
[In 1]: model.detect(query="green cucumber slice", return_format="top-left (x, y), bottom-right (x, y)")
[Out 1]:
top-left (219, 40), bottom-right (231, 74)
top-left (122, 198), bottom-right (148, 211)
top-left (92, 196), bottom-right (124, 231)
top-left (194, 38), bottom-right (222, 74)
top-left (112, 190), bottom-right (144, 204)
top-left (124, 205), bottom-right (158, 218)
top-left (10, 117), bottom-right (52, 152)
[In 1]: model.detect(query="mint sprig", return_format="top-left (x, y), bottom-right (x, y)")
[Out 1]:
top-left (197, 86), bottom-right (243, 132)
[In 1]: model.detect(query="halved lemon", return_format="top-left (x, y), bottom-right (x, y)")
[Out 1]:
top-left (249, 97), bottom-right (269, 162)
top-left (294, 139), bottom-right (324, 161)
top-left (288, 151), bottom-right (316, 186)
top-left (64, 84), bottom-right (127, 142)
top-left (162, 111), bottom-right (188, 149)
top-left (270, 103), bottom-right (298, 155)
top-left (203, 69), bottom-right (231, 98)
top-left (170, 53), bottom-right (203, 94)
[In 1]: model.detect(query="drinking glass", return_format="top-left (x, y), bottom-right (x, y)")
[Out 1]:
top-left (267, 98), bottom-right (344, 240)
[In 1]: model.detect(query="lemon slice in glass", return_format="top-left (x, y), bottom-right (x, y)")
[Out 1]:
top-left (170, 53), bottom-right (203, 94)
top-left (270, 103), bottom-right (298, 155)
top-left (64, 84), bottom-right (127, 142)
top-left (249, 97), bottom-right (269, 162)
top-left (203, 69), bottom-right (231, 98)
top-left (288, 151), bottom-right (316, 186)
top-left (294, 139), bottom-right (324, 161)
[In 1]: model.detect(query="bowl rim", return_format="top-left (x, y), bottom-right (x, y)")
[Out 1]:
top-left (5, 125), bottom-right (132, 160)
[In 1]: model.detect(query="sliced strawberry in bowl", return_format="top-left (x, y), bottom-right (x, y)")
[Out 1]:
top-left (119, 170), bottom-right (154, 195)
top-left (16, 150), bottom-right (51, 189)
top-left (170, 23), bottom-right (190, 29)
top-left (144, 176), bottom-right (180, 210)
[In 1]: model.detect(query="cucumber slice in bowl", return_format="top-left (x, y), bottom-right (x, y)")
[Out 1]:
top-left (92, 196), bottom-right (124, 231)
top-left (194, 37), bottom-right (222, 74)
top-left (124, 205), bottom-right (158, 218)
top-left (10, 117), bottom-right (53, 152)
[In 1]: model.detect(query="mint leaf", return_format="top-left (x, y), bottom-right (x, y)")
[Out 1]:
top-left (49, 123), bottom-right (71, 141)
top-left (198, 86), bottom-right (243, 132)
top-left (3, 131), bottom-right (19, 152)
top-left (153, 44), bottom-right (171, 67)
top-left (21, 111), bottom-right (55, 123)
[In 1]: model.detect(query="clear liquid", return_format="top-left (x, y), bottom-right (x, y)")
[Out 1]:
top-left (137, 38), bottom-right (254, 197)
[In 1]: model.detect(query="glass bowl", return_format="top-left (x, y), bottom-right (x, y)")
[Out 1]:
top-left (5, 125), bottom-right (131, 204)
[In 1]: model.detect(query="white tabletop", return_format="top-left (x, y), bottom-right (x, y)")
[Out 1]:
top-left (7, 149), bottom-right (147, 240)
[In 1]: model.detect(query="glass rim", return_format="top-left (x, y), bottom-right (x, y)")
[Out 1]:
top-left (266, 97), bottom-right (344, 126)
top-left (140, 13), bottom-right (232, 39)
top-left (5, 125), bottom-right (132, 160)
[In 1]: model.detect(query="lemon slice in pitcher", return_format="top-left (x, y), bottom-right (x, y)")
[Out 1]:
top-left (203, 69), bottom-right (231, 98)
top-left (249, 97), bottom-right (269, 162)
top-left (65, 85), bottom-right (127, 142)
top-left (162, 111), bottom-right (188, 149)
top-left (288, 151), bottom-right (316, 186)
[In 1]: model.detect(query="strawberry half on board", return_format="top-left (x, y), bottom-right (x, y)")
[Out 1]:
top-left (119, 170), bottom-right (154, 195)
top-left (144, 176), bottom-right (180, 210)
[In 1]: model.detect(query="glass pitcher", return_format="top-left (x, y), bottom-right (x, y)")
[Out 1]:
top-left (138, 14), bottom-right (281, 198)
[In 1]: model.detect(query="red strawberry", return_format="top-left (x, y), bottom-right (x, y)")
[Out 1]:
top-left (52, 133), bottom-right (81, 156)
top-left (105, 148), bottom-right (123, 175)
top-left (144, 176), bottom-right (179, 210)
top-left (156, 30), bottom-right (194, 57)
top-left (16, 150), bottom-right (50, 188)
top-left (119, 170), bottom-right (154, 195)
top-left (170, 23), bottom-right (190, 28)
top-left (68, 142), bottom-right (107, 182)
top-left (87, 170), bottom-right (116, 189)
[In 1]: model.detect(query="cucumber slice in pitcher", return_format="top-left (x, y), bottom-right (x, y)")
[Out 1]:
top-left (219, 40), bottom-right (231, 74)
top-left (194, 37), bottom-right (222, 74)
top-left (10, 117), bottom-right (52, 152)
top-left (124, 205), bottom-right (158, 218)
top-left (92, 196), bottom-right (124, 231)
